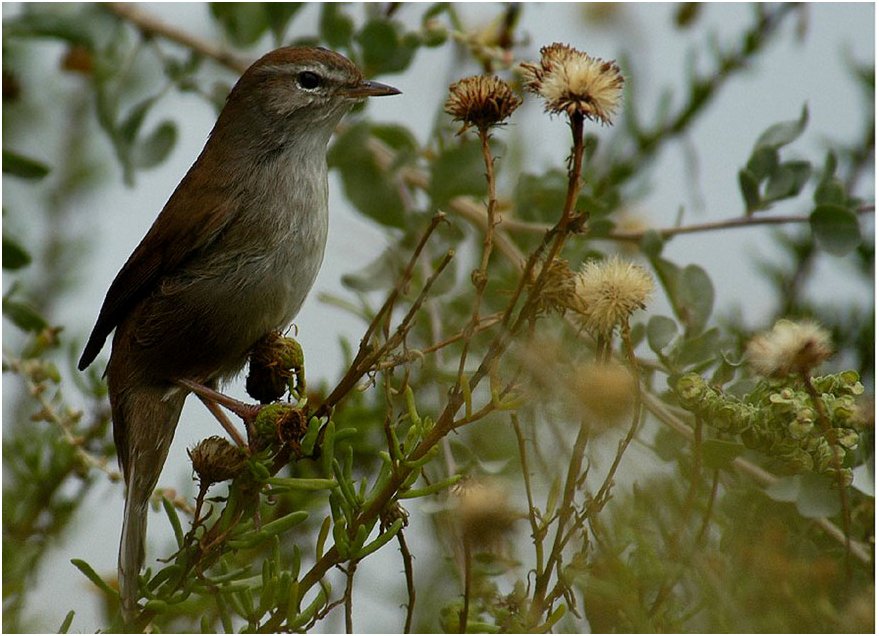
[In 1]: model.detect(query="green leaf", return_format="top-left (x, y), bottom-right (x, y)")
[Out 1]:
top-left (356, 19), bottom-right (417, 75)
top-left (674, 327), bottom-right (721, 369)
top-left (328, 123), bottom-right (406, 227)
top-left (3, 235), bottom-right (32, 270)
top-left (678, 264), bottom-right (714, 333)
top-left (794, 472), bottom-right (842, 518)
top-left (764, 475), bottom-right (800, 502)
top-left (639, 229), bottom-right (665, 259)
top-left (813, 153), bottom-right (848, 207)
top-left (3, 298), bottom-right (48, 332)
top-left (810, 204), bottom-right (861, 256)
top-left (737, 168), bottom-right (762, 213)
top-left (701, 439), bottom-right (745, 469)
top-left (5, 8), bottom-right (99, 46)
top-left (3, 150), bottom-right (50, 180)
top-left (371, 124), bottom-right (418, 155)
top-left (745, 146), bottom-right (778, 180)
top-left (754, 104), bottom-right (809, 151)
top-left (647, 315), bottom-right (678, 354)
top-left (210, 3), bottom-right (269, 47)
top-left (264, 3), bottom-right (302, 43)
top-left (514, 171), bottom-right (567, 223)
top-left (70, 559), bottom-right (117, 597)
top-left (132, 121), bottom-right (178, 169)
top-left (320, 3), bottom-right (354, 49)
top-left (763, 160), bottom-right (811, 202)
top-left (161, 496), bottom-right (184, 549)
top-left (58, 610), bottom-right (75, 634)
top-left (119, 96), bottom-right (158, 145)
top-left (429, 138), bottom-right (488, 207)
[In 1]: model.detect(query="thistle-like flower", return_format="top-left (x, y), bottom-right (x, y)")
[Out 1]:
top-left (188, 436), bottom-right (246, 485)
top-left (571, 255), bottom-right (654, 335)
top-left (746, 319), bottom-right (833, 378)
top-left (573, 360), bottom-right (636, 424)
top-left (451, 478), bottom-right (518, 548)
top-left (444, 75), bottom-right (522, 132)
top-left (520, 42), bottom-right (624, 124)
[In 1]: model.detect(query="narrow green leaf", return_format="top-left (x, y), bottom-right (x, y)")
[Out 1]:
top-left (57, 610), bottom-right (75, 634)
top-left (755, 104), bottom-right (809, 151)
top-left (162, 496), bottom-right (184, 549)
top-left (354, 519), bottom-right (405, 559)
top-left (265, 477), bottom-right (336, 492)
top-left (810, 204), bottom-right (861, 256)
top-left (3, 298), bottom-right (48, 332)
top-left (70, 559), bottom-right (117, 597)
top-left (3, 149), bottom-right (50, 179)
top-left (399, 473), bottom-right (463, 499)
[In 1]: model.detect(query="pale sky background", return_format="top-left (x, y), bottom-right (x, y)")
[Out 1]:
top-left (2, 2), bottom-right (874, 632)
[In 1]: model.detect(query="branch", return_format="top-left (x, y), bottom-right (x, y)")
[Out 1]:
top-left (104, 3), bottom-right (249, 73)
top-left (495, 204), bottom-right (876, 241)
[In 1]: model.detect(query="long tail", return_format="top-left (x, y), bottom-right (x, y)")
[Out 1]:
top-left (113, 386), bottom-right (186, 621)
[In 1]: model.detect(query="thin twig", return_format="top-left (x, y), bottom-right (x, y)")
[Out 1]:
top-left (495, 204), bottom-right (876, 241)
top-left (104, 3), bottom-right (249, 73)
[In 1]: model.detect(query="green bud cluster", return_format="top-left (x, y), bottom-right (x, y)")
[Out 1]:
top-left (675, 371), bottom-right (864, 483)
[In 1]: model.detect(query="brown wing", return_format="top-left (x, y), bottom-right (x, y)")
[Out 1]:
top-left (78, 173), bottom-right (237, 371)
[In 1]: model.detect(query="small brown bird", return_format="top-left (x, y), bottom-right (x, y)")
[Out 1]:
top-left (77, 46), bottom-right (399, 619)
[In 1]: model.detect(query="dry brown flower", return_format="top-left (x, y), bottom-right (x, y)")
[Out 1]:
top-left (520, 42), bottom-right (624, 124)
top-left (188, 436), bottom-right (246, 485)
top-left (444, 75), bottom-right (522, 132)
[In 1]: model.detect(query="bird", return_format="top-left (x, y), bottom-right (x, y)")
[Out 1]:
top-left (77, 46), bottom-right (400, 619)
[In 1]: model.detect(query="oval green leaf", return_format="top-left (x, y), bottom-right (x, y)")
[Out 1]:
top-left (810, 204), bottom-right (861, 256)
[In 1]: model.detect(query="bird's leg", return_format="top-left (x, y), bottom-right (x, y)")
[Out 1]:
top-left (176, 378), bottom-right (261, 441)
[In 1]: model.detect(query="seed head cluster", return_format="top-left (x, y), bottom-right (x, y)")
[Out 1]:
top-left (571, 255), bottom-right (654, 335)
top-left (520, 42), bottom-right (624, 124)
top-left (444, 75), bottom-right (521, 132)
top-left (746, 319), bottom-right (834, 378)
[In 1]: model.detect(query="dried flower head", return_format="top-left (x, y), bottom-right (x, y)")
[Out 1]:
top-left (188, 436), bottom-right (246, 485)
top-left (451, 478), bottom-right (518, 548)
top-left (520, 42), bottom-right (624, 123)
top-left (445, 75), bottom-right (521, 132)
top-left (533, 257), bottom-right (578, 314)
top-left (747, 319), bottom-right (833, 377)
top-left (572, 360), bottom-right (636, 425)
top-left (571, 255), bottom-right (654, 335)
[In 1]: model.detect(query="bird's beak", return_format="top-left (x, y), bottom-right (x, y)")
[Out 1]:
top-left (344, 80), bottom-right (401, 98)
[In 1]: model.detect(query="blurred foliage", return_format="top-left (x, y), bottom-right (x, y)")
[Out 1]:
top-left (2, 2), bottom-right (874, 634)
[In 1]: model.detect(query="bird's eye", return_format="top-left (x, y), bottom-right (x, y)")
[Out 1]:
top-left (297, 71), bottom-right (321, 90)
